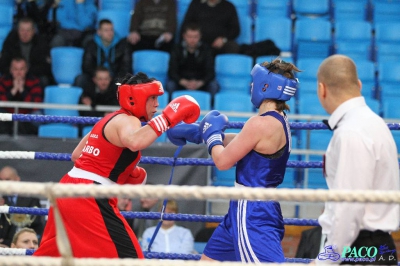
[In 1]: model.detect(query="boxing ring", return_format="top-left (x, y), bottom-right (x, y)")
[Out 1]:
top-left (1, 112), bottom-right (400, 266)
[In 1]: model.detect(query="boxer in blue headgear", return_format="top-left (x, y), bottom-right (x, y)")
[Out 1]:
top-left (166, 58), bottom-right (301, 263)
top-left (251, 62), bottom-right (299, 108)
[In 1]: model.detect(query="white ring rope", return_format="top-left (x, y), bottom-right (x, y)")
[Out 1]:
top-left (0, 256), bottom-right (307, 266)
top-left (0, 151), bottom-right (36, 159)
top-left (0, 181), bottom-right (399, 203)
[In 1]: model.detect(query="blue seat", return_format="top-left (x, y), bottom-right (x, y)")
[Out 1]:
top-left (132, 50), bottom-right (170, 87)
top-left (97, 10), bottom-right (132, 40)
top-left (99, 0), bottom-right (134, 10)
top-left (236, 16), bottom-right (253, 45)
top-left (38, 124), bottom-right (79, 139)
top-left (332, 0), bottom-right (369, 22)
top-left (214, 92), bottom-right (253, 133)
top-left (255, 0), bottom-right (291, 18)
top-left (44, 86), bottom-right (83, 117)
top-left (254, 17), bottom-right (292, 53)
top-left (353, 59), bottom-right (377, 100)
top-left (365, 98), bottom-right (381, 115)
top-left (296, 58), bottom-right (324, 83)
top-left (374, 22), bottom-right (400, 62)
top-left (171, 91), bottom-right (211, 119)
top-left (214, 92), bottom-right (253, 113)
top-left (301, 130), bottom-right (330, 189)
top-left (390, 130), bottom-right (400, 153)
top-left (82, 125), bottom-right (93, 136)
top-left (334, 21), bottom-right (373, 61)
top-left (298, 94), bottom-right (327, 116)
top-left (213, 167), bottom-right (236, 187)
top-left (215, 54), bottom-right (253, 93)
top-left (382, 96), bottom-right (400, 119)
top-left (292, 0), bottom-right (331, 20)
top-left (176, 0), bottom-right (192, 35)
top-left (193, 242), bottom-right (207, 254)
top-left (372, 1), bottom-right (400, 24)
top-left (295, 58), bottom-right (323, 97)
top-left (0, 25), bottom-right (11, 52)
top-left (228, 0), bottom-right (252, 45)
top-left (306, 167), bottom-right (328, 189)
top-left (378, 61), bottom-right (400, 100)
top-left (51, 47), bottom-right (84, 85)
top-left (0, 5), bottom-right (13, 28)
top-left (294, 18), bottom-right (332, 60)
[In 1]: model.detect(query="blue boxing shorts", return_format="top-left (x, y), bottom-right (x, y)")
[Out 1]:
top-left (203, 199), bottom-right (285, 262)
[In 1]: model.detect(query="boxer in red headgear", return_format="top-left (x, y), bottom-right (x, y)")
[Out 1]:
top-left (34, 72), bottom-right (200, 258)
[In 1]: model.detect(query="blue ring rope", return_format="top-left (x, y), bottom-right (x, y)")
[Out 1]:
top-left (10, 113), bottom-right (400, 130)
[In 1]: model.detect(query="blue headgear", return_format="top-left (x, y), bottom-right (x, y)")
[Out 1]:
top-left (250, 64), bottom-right (299, 109)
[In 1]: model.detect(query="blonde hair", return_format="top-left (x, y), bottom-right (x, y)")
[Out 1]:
top-left (12, 227), bottom-right (37, 245)
top-left (159, 200), bottom-right (179, 213)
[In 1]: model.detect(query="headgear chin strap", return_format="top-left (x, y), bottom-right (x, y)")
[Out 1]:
top-left (251, 64), bottom-right (299, 109)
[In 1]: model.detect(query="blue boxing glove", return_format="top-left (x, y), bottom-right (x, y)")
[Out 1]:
top-left (166, 122), bottom-right (202, 146)
top-left (200, 110), bottom-right (229, 154)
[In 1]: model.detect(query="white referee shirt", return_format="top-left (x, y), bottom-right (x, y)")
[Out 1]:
top-left (141, 224), bottom-right (195, 254)
top-left (316, 97), bottom-right (400, 264)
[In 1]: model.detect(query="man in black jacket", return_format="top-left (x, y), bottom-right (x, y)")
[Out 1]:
top-left (167, 23), bottom-right (218, 104)
top-left (0, 17), bottom-right (53, 88)
top-left (181, 0), bottom-right (240, 56)
top-left (75, 19), bottom-right (132, 90)
top-left (0, 166), bottom-right (45, 241)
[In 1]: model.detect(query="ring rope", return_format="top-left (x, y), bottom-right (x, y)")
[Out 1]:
top-left (0, 206), bottom-right (320, 226)
top-left (0, 248), bottom-right (313, 264)
top-left (0, 151), bottom-right (326, 168)
top-left (0, 181), bottom-right (399, 203)
top-left (4, 113), bottom-right (400, 130)
top-left (0, 256), bottom-right (311, 266)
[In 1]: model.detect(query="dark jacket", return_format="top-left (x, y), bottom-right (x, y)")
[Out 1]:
top-left (0, 214), bottom-right (17, 247)
top-left (168, 41), bottom-right (215, 84)
top-left (181, 0), bottom-right (240, 45)
top-left (3, 195), bottom-right (45, 239)
top-left (295, 226), bottom-right (323, 259)
top-left (79, 82), bottom-right (118, 117)
top-left (82, 34), bottom-right (132, 79)
top-left (0, 30), bottom-right (52, 79)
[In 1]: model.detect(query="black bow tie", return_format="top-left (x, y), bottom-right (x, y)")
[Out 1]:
top-left (322, 119), bottom-right (335, 131)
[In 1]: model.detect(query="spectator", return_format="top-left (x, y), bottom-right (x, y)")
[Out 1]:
top-left (14, 0), bottom-right (57, 41)
top-left (181, 0), bottom-right (240, 56)
top-left (0, 57), bottom-right (43, 135)
top-left (167, 23), bottom-right (219, 103)
top-left (50, 0), bottom-right (97, 48)
top-left (295, 226), bottom-right (323, 259)
top-left (127, 0), bottom-right (177, 53)
top-left (132, 196), bottom-right (159, 241)
top-left (79, 66), bottom-right (118, 117)
top-left (75, 19), bottom-right (132, 90)
top-left (11, 228), bottom-right (39, 250)
top-left (117, 197), bottom-right (134, 230)
top-left (0, 166), bottom-right (45, 240)
top-left (0, 196), bottom-right (17, 248)
top-left (0, 17), bottom-right (53, 88)
top-left (141, 200), bottom-right (194, 254)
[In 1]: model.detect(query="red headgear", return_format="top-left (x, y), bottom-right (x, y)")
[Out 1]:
top-left (117, 81), bottom-right (164, 121)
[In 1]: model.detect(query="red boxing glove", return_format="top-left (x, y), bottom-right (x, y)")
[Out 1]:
top-left (125, 166), bottom-right (147, 185)
top-left (148, 95), bottom-right (200, 136)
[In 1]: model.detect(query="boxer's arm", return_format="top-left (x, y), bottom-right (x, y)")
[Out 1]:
top-left (71, 133), bottom-right (90, 162)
